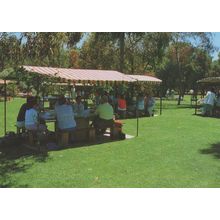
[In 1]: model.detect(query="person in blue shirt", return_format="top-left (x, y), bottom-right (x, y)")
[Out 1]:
top-left (55, 95), bottom-right (76, 131)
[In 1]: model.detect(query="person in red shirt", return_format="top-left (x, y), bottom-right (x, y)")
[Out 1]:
top-left (117, 95), bottom-right (127, 118)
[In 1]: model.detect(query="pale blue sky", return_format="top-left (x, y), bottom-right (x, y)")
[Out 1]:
top-left (211, 32), bottom-right (220, 60)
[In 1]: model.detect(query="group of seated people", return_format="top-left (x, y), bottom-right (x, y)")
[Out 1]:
top-left (16, 91), bottom-right (155, 145)
top-left (94, 92), bottom-right (156, 118)
top-left (199, 87), bottom-right (220, 116)
top-left (16, 94), bottom-right (116, 144)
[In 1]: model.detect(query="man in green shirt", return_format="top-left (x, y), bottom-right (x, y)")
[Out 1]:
top-left (93, 95), bottom-right (114, 135)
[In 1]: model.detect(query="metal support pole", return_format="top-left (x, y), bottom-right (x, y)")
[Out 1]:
top-left (136, 108), bottom-right (139, 137)
top-left (195, 94), bottom-right (198, 115)
top-left (4, 79), bottom-right (7, 135)
top-left (160, 96), bottom-right (162, 115)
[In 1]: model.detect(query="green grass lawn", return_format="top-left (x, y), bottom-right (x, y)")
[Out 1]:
top-left (1, 96), bottom-right (220, 187)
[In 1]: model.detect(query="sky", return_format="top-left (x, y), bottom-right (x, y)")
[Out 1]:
top-left (211, 32), bottom-right (220, 60)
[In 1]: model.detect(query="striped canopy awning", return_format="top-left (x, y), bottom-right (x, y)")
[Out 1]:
top-left (22, 66), bottom-right (136, 84)
top-left (128, 74), bottom-right (162, 84)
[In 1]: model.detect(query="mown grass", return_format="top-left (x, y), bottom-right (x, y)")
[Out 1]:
top-left (1, 96), bottom-right (220, 187)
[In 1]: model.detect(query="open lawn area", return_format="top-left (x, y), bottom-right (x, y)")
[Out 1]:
top-left (1, 97), bottom-right (220, 187)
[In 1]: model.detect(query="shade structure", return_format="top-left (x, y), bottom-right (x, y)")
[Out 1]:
top-left (127, 74), bottom-right (162, 84)
top-left (197, 77), bottom-right (220, 85)
top-left (22, 66), bottom-right (136, 84)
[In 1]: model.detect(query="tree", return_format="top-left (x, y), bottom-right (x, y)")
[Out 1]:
top-left (158, 42), bottom-right (212, 98)
top-left (81, 32), bottom-right (169, 74)
top-left (79, 33), bottom-right (118, 70)
top-left (125, 32), bottom-right (171, 74)
top-left (94, 32), bottom-right (126, 72)
top-left (169, 32), bottom-right (213, 104)
top-left (22, 32), bottom-right (83, 67)
top-left (0, 32), bottom-right (22, 72)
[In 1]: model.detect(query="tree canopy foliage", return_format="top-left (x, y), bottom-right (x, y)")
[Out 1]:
top-left (0, 32), bottom-right (218, 99)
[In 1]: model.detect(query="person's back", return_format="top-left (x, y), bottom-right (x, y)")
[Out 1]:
top-left (96, 102), bottom-right (113, 120)
top-left (25, 108), bottom-right (38, 130)
top-left (55, 104), bottom-right (76, 130)
top-left (204, 91), bottom-right (216, 106)
top-left (118, 98), bottom-right (127, 110)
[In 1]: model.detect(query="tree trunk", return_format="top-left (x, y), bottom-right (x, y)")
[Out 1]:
top-left (119, 33), bottom-right (125, 72)
top-left (177, 94), bottom-right (181, 105)
top-left (175, 46), bottom-right (182, 105)
top-left (177, 83), bottom-right (185, 105)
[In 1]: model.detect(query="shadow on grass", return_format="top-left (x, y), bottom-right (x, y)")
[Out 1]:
top-left (0, 144), bottom-right (49, 187)
top-left (52, 134), bottom-right (128, 151)
top-left (160, 104), bottom-right (194, 110)
top-left (200, 142), bottom-right (220, 159)
top-left (0, 134), bottom-right (130, 187)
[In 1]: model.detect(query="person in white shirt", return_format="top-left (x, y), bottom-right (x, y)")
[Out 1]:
top-left (201, 88), bottom-right (216, 116)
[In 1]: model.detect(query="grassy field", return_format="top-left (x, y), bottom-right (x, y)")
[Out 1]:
top-left (1, 96), bottom-right (220, 187)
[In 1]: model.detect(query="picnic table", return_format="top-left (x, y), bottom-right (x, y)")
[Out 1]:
top-left (39, 110), bottom-right (96, 142)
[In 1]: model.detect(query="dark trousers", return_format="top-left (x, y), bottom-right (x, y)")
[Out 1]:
top-left (93, 117), bottom-right (114, 135)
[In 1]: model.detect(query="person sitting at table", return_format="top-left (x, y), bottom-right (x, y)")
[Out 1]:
top-left (25, 97), bottom-right (47, 132)
top-left (16, 96), bottom-right (35, 132)
top-left (55, 95), bottom-right (76, 131)
top-left (117, 94), bottom-right (127, 118)
top-left (73, 96), bottom-right (84, 116)
top-left (93, 95), bottom-right (114, 135)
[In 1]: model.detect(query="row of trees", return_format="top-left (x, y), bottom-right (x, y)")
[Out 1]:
top-left (0, 32), bottom-right (219, 103)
